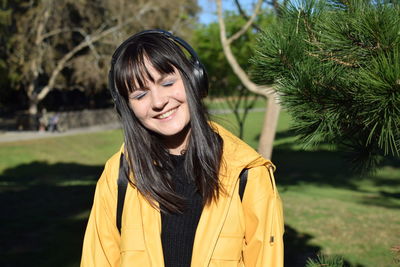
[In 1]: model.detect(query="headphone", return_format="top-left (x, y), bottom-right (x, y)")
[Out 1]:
top-left (108, 29), bottom-right (208, 107)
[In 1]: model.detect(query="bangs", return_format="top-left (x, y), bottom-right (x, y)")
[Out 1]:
top-left (114, 42), bottom-right (178, 98)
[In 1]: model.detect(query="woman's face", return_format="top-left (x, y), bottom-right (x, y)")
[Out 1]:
top-left (128, 61), bottom-right (191, 151)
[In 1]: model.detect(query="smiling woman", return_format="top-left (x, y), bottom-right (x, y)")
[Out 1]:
top-left (127, 63), bottom-right (191, 154)
top-left (81, 30), bottom-right (284, 267)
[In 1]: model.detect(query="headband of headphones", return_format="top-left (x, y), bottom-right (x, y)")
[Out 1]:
top-left (108, 29), bottom-right (208, 104)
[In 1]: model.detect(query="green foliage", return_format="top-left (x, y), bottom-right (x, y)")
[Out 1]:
top-left (251, 0), bottom-right (400, 173)
top-left (306, 254), bottom-right (344, 267)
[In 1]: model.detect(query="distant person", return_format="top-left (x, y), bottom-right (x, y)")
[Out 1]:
top-left (48, 113), bottom-right (60, 132)
top-left (81, 30), bottom-right (284, 267)
top-left (38, 108), bottom-right (48, 132)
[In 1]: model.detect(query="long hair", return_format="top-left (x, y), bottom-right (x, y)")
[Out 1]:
top-left (111, 32), bottom-right (223, 213)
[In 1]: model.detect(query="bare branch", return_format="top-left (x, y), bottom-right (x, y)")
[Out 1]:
top-left (80, 28), bottom-right (101, 61)
top-left (233, 0), bottom-right (262, 32)
top-left (41, 28), bottom-right (79, 41)
top-left (228, 0), bottom-right (263, 44)
top-left (42, 27), bottom-right (102, 61)
top-left (216, 0), bottom-right (273, 96)
top-left (37, 17), bottom-right (136, 101)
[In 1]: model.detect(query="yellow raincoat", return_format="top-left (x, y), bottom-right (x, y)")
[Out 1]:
top-left (81, 123), bottom-right (284, 266)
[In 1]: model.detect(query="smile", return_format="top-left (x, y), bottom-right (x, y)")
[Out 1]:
top-left (156, 107), bottom-right (178, 119)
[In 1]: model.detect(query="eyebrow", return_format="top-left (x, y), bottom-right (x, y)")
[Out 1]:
top-left (133, 71), bottom-right (176, 91)
top-left (155, 72), bottom-right (175, 84)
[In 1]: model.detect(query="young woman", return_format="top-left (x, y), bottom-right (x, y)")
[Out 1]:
top-left (81, 30), bottom-right (284, 267)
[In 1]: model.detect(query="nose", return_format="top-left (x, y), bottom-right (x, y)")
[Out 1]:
top-left (150, 87), bottom-right (168, 110)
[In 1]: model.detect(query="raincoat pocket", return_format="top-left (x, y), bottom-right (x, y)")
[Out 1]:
top-left (120, 227), bottom-right (149, 266)
top-left (211, 235), bottom-right (243, 261)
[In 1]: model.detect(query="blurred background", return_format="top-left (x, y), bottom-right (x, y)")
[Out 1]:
top-left (0, 0), bottom-right (399, 266)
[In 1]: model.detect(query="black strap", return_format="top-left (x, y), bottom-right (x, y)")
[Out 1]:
top-left (116, 155), bottom-right (248, 234)
top-left (239, 168), bottom-right (248, 201)
top-left (116, 154), bottom-right (128, 234)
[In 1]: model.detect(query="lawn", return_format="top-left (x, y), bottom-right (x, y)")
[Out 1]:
top-left (0, 107), bottom-right (399, 267)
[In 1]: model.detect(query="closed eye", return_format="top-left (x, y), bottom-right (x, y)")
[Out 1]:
top-left (161, 80), bottom-right (175, 87)
top-left (129, 91), bottom-right (147, 100)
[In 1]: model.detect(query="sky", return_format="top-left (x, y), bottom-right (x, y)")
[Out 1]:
top-left (198, 0), bottom-right (256, 24)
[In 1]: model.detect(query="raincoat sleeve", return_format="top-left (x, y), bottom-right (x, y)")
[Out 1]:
top-left (242, 165), bottom-right (284, 267)
top-left (81, 160), bottom-right (121, 267)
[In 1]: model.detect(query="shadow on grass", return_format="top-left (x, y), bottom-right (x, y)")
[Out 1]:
top-left (284, 224), bottom-right (362, 267)
top-left (275, 129), bottom-right (298, 140)
top-left (273, 138), bottom-right (400, 210)
top-left (273, 146), bottom-right (358, 189)
top-left (0, 161), bottom-right (102, 267)
top-left (284, 224), bottom-right (320, 266)
top-left (271, 130), bottom-right (400, 191)
top-left (359, 193), bottom-right (400, 209)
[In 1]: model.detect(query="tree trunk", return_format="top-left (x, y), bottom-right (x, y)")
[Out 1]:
top-left (258, 94), bottom-right (281, 159)
top-left (28, 100), bottom-right (39, 115)
top-left (20, 96), bottom-right (40, 130)
top-left (26, 80), bottom-right (39, 116)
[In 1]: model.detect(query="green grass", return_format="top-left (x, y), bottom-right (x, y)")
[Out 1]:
top-left (0, 105), bottom-right (399, 267)
top-left (205, 95), bottom-right (266, 111)
top-left (211, 108), bottom-right (294, 149)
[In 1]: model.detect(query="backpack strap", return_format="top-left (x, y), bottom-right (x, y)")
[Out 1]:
top-left (239, 168), bottom-right (248, 201)
top-left (116, 155), bottom-right (249, 234)
top-left (116, 154), bottom-right (128, 234)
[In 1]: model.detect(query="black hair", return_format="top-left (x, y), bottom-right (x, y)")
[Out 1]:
top-left (111, 32), bottom-right (223, 213)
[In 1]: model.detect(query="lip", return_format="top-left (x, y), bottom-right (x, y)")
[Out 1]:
top-left (154, 107), bottom-right (179, 120)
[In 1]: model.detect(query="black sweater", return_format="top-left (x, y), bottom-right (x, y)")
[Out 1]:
top-left (160, 154), bottom-right (203, 267)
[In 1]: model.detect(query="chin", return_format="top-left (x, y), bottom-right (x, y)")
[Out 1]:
top-left (158, 126), bottom-right (187, 137)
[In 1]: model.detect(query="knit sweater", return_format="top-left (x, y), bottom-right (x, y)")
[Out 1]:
top-left (160, 154), bottom-right (203, 267)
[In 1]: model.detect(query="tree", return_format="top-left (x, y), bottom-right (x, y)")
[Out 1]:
top-left (251, 0), bottom-right (400, 172)
top-left (193, 13), bottom-right (262, 139)
top-left (5, 0), bottom-right (199, 117)
top-left (216, 0), bottom-right (282, 159)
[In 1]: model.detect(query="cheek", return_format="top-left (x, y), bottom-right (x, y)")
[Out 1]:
top-left (177, 91), bottom-right (187, 103)
top-left (175, 86), bottom-right (188, 102)
top-left (129, 101), bottom-right (146, 120)
top-left (180, 92), bottom-right (191, 120)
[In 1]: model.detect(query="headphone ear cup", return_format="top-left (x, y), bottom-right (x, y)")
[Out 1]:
top-left (192, 60), bottom-right (208, 98)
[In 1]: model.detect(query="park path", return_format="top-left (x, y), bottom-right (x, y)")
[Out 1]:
top-left (0, 107), bottom-right (265, 143)
top-left (0, 122), bottom-right (121, 143)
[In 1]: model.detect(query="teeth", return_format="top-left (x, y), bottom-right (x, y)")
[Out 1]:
top-left (158, 108), bottom-right (177, 119)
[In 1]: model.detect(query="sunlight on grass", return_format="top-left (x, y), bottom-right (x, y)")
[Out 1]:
top-left (283, 186), bottom-right (399, 267)
top-left (0, 129), bottom-right (123, 173)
